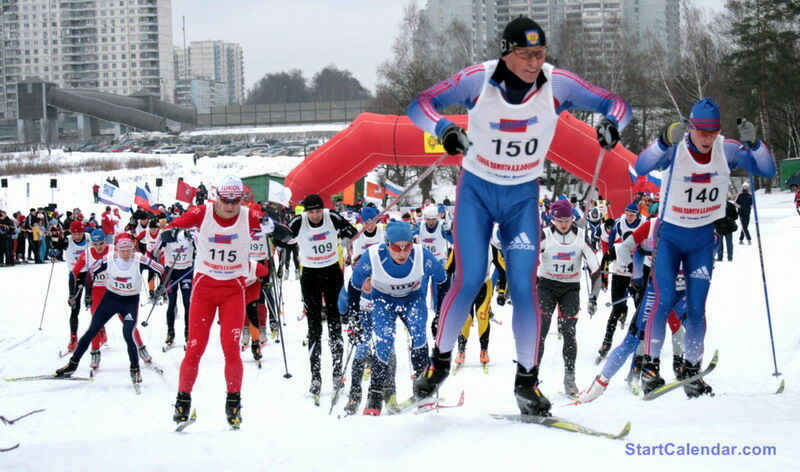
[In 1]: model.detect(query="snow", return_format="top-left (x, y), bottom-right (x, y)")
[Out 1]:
top-left (1, 155), bottom-right (799, 471)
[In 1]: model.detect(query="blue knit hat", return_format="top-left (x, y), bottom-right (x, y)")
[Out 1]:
top-left (360, 206), bottom-right (379, 222)
top-left (90, 229), bottom-right (106, 243)
top-left (688, 98), bottom-right (721, 132)
top-left (385, 221), bottom-right (412, 244)
top-left (625, 202), bottom-right (640, 214)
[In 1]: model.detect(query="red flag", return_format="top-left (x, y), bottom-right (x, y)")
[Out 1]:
top-left (176, 180), bottom-right (197, 204)
top-left (366, 181), bottom-right (385, 199)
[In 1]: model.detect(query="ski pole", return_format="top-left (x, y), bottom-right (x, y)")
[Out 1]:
top-left (354, 152), bottom-right (449, 239)
top-left (161, 268), bottom-right (193, 294)
top-left (38, 258), bottom-right (56, 330)
top-left (582, 147), bottom-right (607, 208)
top-left (749, 174), bottom-right (781, 377)
top-left (329, 339), bottom-right (356, 415)
top-left (604, 293), bottom-right (633, 308)
top-left (141, 265), bottom-right (175, 327)
top-left (267, 260), bottom-right (292, 379)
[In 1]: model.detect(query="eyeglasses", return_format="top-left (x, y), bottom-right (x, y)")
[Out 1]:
top-left (389, 242), bottom-right (413, 253)
top-left (220, 197), bottom-right (242, 205)
top-left (512, 47), bottom-right (546, 61)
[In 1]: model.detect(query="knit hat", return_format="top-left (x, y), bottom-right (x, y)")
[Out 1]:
top-left (114, 233), bottom-right (134, 249)
top-left (500, 17), bottom-right (546, 56)
top-left (70, 220), bottom-right (86, 233)
top-left (550, 200), bottom-right (573, 219)
top-left (385, 221), bottom-right (412, 244)
top-left (625, 202), bottom-right (640, 214)
top-left (90, 229), bottom-right (106, 243)
top-left (360, 206), bottom-right (379, 222)
top-left (688, 98), bottom-right (721, 132)
top-left (303, 194), bottom-right (324, 211)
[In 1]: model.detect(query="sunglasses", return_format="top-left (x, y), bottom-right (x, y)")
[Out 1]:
top-left (389, 242), bottom-right (413, 253)
top-left (220, 197), bottom-right (242, 205)
top-left (92, 241), bottom-right (106, 246)
top-left (512, 47), bottom-right (546, 61)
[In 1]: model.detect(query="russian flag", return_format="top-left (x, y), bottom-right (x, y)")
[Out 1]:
top-left (134, 186), bottom-right (154, 212)
top-left (384, 180), bottom-right (403, 198)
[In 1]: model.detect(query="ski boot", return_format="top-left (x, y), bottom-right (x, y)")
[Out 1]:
top-left (618, 311), bottom-right (627, 329)
top-left (251, 342), bottom-right (262, 361)
top-left (310, 375), bottom-right (322, 406)
top-left (173, 392), bottom-right (192, 423)
top-left (344, 386), bottom-right (362, 416)
top-left (479, 350), bottom-right (490, 365)
top-left (363, 388), bottom-right (383, 416)
top-left (626, 355), bottom-right (644, 382)
top-left (640, 355), bottom-right (665, 394)
top-left (137, 345), bottom-right (152, 363)
top-left (54, 358), bottom-right (79, 378)
top-left (241, 325), bottom-right (250, 350)
top-left (454, 350), bottom-right (466, 368)
top-left (259, 325), bottom-right (268, 345)
top-left (577, 374), bottom-right (609, 404)
top-left (412, 347), bottom-right (451, 399)
top-left (597, 341), bottom-right (611, 360)
top-left (679, 359), bottom-right (713, 398)
top-left (383, 384), bottom-right (397, 409)
top-left (513, 365), bottom-right (551, 416)
top-left (90, 350), bottom-right (101, 369)
top-left (66, 334), bottom-right (78, 353)
top-left (673, 354), bottom-right (684, 378)
top-left (563, 371), bottom-right (579, 397)
top-left (130, 366), bottom-right (142, 385)
top-left (226, 392), bottom-right (242, 429)
top-left (165, 329), bottom-right (175, 346)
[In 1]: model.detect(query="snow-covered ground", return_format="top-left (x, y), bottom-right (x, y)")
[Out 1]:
top-left (0, 151), bottom-right (798, 470)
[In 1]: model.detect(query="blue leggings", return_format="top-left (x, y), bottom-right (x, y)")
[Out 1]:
top-left (354, 293), bottom-right (373, 360)
top-left (370, 294), bottom-right (429, 389)
top-left (438, 171), bottom-right (541, 369)
top-left (72, 291), bottom-right (140, 368)
top-left (645, 222), bottom-right (714, 363)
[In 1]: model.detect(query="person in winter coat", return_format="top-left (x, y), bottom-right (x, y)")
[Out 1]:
top-left (734, 182), bottom-right (753, 244)
top-left (713, 198), bottom-right (738, 262)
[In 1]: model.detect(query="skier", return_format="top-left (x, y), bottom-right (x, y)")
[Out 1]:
top-left (55, 233), bottom-right (164, 389)
top-left (635, 98), bottom-right (776, 395)
top-left (288, 193), bottom-right (357, 402)
top-left (136, 220), bottom-right (162, 300)
top-left (597, 202), bottom-right (642, 361)
top-left (64, 220), bottom-right (89, 353)
top-left (536, 200), bottom-right (600, 396)
top-left (412, 205), bottom-right (452, 336)
top-left (162, 175), bottom-right (264, 428)
top-left (343, 205), bottom-right (388, 414)
top-left (151, 227), bottom-right (195, 347)
top-left (579, 218), bottom-right (690, 402)
top-left (407, 17), bottom-right (632, 415)
top-left (345, 221), bottom-right (449, 415)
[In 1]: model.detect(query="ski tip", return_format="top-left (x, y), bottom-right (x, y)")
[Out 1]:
top-left (710, 349), bottom-right (719, 364)
top-left (776, 378), bottom-right (785, 395)
top-left (616, 421), bottom-right (632, 439)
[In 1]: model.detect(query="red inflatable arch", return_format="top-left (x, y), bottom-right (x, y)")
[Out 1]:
top-left (284, 112), bottom-right (637, 216)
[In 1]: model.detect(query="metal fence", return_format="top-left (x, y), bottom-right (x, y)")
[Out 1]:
top-left (196, 100), bottom-right (375, 127)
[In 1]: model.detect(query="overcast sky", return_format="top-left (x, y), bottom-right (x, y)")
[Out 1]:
top-left (172, 0), bottom-right (728, 97)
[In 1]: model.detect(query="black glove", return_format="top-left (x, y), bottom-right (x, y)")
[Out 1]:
top-left (496, 291), bottom-right (507, 306)
top-left (736, 118), bottom-right (756, 147)
top-left (587, 296), bottom-right (597, 317)
top-left (441, 124), bottom-right (470, 156)
top-left (160, 228), bottom-right (178, 243)
top-left (607, 244), bottom-right (617, 262)
top-left (84, 296), bottom-right (92, 309)
top-left (659, 119), bottom-right (687, 147)
top-left (68, 296), bottom-right (77, 309)
top-left (596, 118), bottom-right (620, 150)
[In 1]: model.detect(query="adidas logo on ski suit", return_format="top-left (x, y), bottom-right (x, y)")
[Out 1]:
top-left (507, 232), bottom-right (536, 251)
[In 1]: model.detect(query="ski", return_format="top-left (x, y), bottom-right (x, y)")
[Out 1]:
top-left (175, 409), bottom-right (197, 432)
top-left (5, 375), bottom-right (94, 382)
top-left (143, 362), bottom-right (164, 376)
top-left (58, 349), bottom-right (73, 359)
top-left (594, 355), bottom-right (605, 365)
top-left (386, 391), bottom-right (462, 415)
top-left (0, 409), bottom-right (45, 426)
top-left (89, 368), bottom-right (97, 378)
top-left (414, 390), bottom-right (465, 414)
top-left (776, 379), bottom-right (785, 394)
top-left (642, 349), bottom-right (718, 401)
top-left (491, 414), bottom-right (631, 440)
top-left (313, 394), bottom-right (321, 407)
top-left (482, 364), bottom-right (489, 374)
top-left (133, 382), bottom-right (141, 395)
top-left (0, 444), bottom-right (20, 452)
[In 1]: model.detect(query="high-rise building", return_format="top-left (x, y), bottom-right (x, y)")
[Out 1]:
top-left (422, 0), bottom-right (498, 62)
top-left (0, 0), bottom-right (175, 119)
top-left (622, 0), bottom-right (679, 52)
top-left (175, 40), bottom-right (243, 106)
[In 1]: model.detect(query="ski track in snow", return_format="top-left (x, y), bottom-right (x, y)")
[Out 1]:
top-left (0, 153), bottom-right (798, 470)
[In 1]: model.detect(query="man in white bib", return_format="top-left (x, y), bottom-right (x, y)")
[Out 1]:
top-left (635, 98), bottom-right (776, 396)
